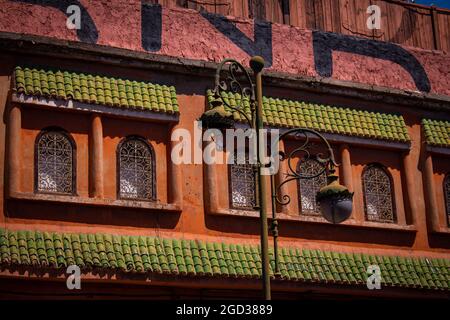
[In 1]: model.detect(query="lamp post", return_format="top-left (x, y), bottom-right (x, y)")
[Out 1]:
top-left (200, 56), bottom-right (353, 300)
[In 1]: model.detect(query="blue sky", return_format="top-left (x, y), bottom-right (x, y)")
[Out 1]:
top-left (413, 0), bottom-right (450, 9)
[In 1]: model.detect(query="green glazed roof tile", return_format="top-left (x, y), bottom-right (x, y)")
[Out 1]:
top-left (1, 228), bottom-right (449, 291)
top-left (155, 238), bottom-right (170, 274)
top-left (206, 90), bottom-right (410, 143)
top-left (422, 119), bottom-right (450, 148)
top-left (173, 239), bottom-right (187, 275)
top-left (14, 66), bottom-right (179, 115)
top-left (147, 237), bottom-right (161, 273)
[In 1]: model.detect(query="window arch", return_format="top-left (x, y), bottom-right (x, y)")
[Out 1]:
top-left (117, 136), bottom-right (156, 201)
top-left (229, 151), bottom-right (256, 210)
top-left (362, 164), bottom-right (396, 223)
top-left (35, 128), bottom-right (76, 195)
top-left (297, 158), bottom-right (327, 216)
top-left (444, 174), bottom-right (450, 226)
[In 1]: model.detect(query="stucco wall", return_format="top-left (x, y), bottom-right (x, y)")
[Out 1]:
top-left (0, 2), bottom-right (449, 96)
top-left (0, 53), bottom-right (447, 258)
top-left (18, 108), bottom-right (169, 202)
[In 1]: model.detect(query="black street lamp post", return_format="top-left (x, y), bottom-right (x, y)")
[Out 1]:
top-left (200, 56), bottom-right (354, 300)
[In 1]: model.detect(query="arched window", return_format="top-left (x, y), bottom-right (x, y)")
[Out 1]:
top-left (444, 174), bottom-right (450, 226)
top-left (297, 158), bottom-right (327, 216)
top-left (117, 136), bottom-right (155, 201)
top-left (362, 164), bottom-right (396, 223)
top-left (229, 152), bottom-right (256, 210)
top-left (35, 128), bottom-right (75, 194)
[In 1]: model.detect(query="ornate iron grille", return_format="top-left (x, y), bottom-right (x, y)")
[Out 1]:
top-left (229, 153), bottom-right (256, 210)
top-left (36, 131), bottom-right (74, 194)
top-left (297, 158), bottom-right (327, 216)
top-left (118, 138), bottom-right (155, 200)
top-left (362, 165), bottom-right (395, 223)
top-left (445, 175), bottom-right (450, 226)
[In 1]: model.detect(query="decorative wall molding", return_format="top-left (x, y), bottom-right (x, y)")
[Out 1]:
top-left (11, 93), bottom-right (180, 123)
top-left (8, 191), bottom-right (182, 213)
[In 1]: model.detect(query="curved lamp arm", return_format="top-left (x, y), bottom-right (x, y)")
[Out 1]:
top-left (213, 58), bottom-right (255, 128)
top-left (274, 128), bottom-right (339, 206)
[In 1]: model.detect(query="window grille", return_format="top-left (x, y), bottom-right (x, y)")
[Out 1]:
top-left (362, 164), bottom-right (396, 223)
top-left (229, 153), bottom-right (256, 209)
top-left (297, 158), bottom-right (327, 216)
top-left (36, 130), bottom-right (75, 194)
top-left (118, 137), bottom-right (155, 200)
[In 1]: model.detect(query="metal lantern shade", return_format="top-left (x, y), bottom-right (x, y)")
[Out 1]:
top-left (199, 96), bottom-right (235, 129)
top-left (316, 173), bottom-right (354, 224)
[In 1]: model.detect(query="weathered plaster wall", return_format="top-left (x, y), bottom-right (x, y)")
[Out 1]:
top-left (21, 108), bottom-right (90, 196)
top-left (350, 146), bottom-right (406, 225)
top-left (0, 2), bottom-right (449, 96)
top-left (18, 108), bottom-right (170, 203)
top-left (0, 10), bottom-right (448, 262)
top-left (102, 117), bottom-right (169, 203)
top-left (0, 52), bottom-right (447, 257)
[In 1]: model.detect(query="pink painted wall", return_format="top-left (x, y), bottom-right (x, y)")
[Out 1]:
top-left (0, 1), bottom-right (449, 96)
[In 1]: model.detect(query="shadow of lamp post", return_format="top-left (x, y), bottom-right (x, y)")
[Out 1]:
top-left (199, 56), bottom-right (354, 300)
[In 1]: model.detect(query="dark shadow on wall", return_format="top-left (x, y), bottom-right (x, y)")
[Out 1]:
top-left (312, 31), bottom-right (431, 93)
top-left (141, 2), bottom-right (273, 65)
top-left (12, 0), bottom-right (98, 44)
top-left (200, 11), bottom-right (273, 67)
top-left (204, 214), bottom-right (416, 247)
top-left (6, 199), bottom-right (181, 229)
top-left (141, 2), bottom-right (162, 52)
top-left (388, 7), bottom-right (417, 44)
top-left (428, 234), bottom-right (450, 249)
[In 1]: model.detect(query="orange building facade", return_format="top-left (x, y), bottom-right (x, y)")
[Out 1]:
top-left (0, 1), bottom-right (449, 299)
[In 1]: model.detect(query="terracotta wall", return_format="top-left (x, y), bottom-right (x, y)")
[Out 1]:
top-left (0, 50), bottom-right (448, 258)
top-left (432, 155), bottom-right (450, 228)
top-left (102, 117), bottom-right (169, 203)
top-left (157, 0), bottom-right (450, 52)
top-left (20, 108), bottom-right (90, 196)
top-left (350, 146), bottom-right (405, 224)
top-left (0, 3), bottom-right (449, 96)
top-left (17, 108), bottom-right (170, 202)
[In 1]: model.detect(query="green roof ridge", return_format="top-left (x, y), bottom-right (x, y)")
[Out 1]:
top-left (14, 66), bottom-right (179, 115)
top-left (422, 118), bottom-right (450, 148)
top-left (206, 90), bottom-right (411, 143)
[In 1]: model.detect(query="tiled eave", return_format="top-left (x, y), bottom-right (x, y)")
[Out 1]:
top-left (422, 119), bottom-right (450, 151)
top-left (11, 93), bottom-right (179, 124)
top-left (233, 121), bottom-right (411, 152)
top-left (209, 90), bottom-right (411, 145)
top-left (266, 125), bottom-right (410, 151)
top-left (0, 228), bottom-right (448, 292)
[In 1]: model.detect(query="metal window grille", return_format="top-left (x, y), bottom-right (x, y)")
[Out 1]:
top-left (118, 138), bottom-right (155, 200)
top-left (362, 165), bottom-right (396, 223)
top-left (229, 153), bottom-right (256, 210)
top-left (297, 158), bottom-right (327, 216)
top-left (36, 131), bottom-right (74, 194)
